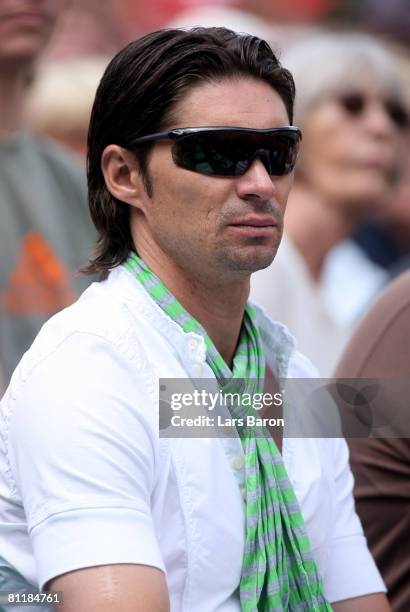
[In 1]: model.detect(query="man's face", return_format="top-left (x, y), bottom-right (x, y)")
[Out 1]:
top-left (133, 77), bottom-right (295, 282)
top-left (0, 0), bottom-right (65, 66)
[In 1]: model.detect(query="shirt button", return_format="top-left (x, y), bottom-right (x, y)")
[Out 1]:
top-left (231, 455), bottom-right (244, 471)
top-left (188, 338), bottom-right (198, 350)
top-left (192, 363), bottom-right (202, 376)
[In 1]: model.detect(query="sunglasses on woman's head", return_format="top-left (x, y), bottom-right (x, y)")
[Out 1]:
top-left (125, 126), bottom-right (302, 178)
top-left (338, 92), bottom-right (408, 128)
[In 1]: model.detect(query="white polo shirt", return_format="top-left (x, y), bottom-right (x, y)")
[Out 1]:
top-left (0, 265), bottom-right (384, 610)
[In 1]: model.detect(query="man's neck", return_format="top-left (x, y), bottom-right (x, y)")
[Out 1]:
top-left (135, 246), bottom-right (249, 369)
top-left (0, 66), bottom-right (31, 138)
top-left (284, 184), bottom-right (357, 281)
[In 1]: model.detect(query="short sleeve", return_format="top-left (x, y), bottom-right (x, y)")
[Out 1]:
top-left (8, 332), bottom-right (164, 591)
top-left (323, 438), bottom-right (386, 602)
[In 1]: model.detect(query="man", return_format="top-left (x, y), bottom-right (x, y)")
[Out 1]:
top-left (0, 0), bottom-right (94, 388)
top-left (0, 28), bottom-right (389, 611)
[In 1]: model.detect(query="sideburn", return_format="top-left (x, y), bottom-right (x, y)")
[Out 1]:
top-left (142, 169), bottom-right (154, 199)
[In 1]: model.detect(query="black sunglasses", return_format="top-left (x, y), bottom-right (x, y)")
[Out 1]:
top-left (338, 92), bottom-right (408, 128)
top-left (124, 126), bottom-right (302, 177)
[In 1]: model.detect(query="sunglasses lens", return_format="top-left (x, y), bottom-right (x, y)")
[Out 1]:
top-left (172, 130), bottom-right (300, 177)
top-left (385, 100), bottom-right (408, 128)
top-left (339, 93), bottom-right (365, 115)
top-left (175, 133), bottom-right (237, 176)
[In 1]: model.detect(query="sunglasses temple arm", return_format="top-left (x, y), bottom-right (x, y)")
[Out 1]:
top-left (126, 130), bottom-right (174, 148)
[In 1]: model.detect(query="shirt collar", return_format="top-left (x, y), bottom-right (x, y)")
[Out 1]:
top-left (112, 265), bottom-right (295, 377)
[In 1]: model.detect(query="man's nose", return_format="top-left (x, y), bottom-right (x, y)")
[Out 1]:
top-left (235, 157), bottom-right (277, 202)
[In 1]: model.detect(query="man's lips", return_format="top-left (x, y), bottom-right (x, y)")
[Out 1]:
top-left (227, 216), bottom-right (278, 237)
top-left (228, 216), bottom-right (277, 228)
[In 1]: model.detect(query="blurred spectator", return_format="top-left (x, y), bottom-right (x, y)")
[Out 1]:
top-left (354, 130), bottom-right (410, 277)
top-left (25, 57), bottom-right (108, 157)
top-left (43, 0), bottom-right (124, 59)
top-left (360, 0), bottom-right (410, 44)
top-left (0, 354), bottom-right (6, 397)
top-left (335, 270), bottom-right (410, 612)
top-left (354, 48), bottom-right (410, 279)
top-left (251, 32), bottom-right (407, 375)
top-left (0, 0), bottom-right (95, 389)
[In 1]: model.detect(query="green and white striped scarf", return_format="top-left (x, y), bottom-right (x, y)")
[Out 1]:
top-left (124, 252), bottom-right (331, 612)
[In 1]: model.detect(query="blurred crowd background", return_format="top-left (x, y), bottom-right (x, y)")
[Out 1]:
top-left (23, 0), bottom-right (410, 161)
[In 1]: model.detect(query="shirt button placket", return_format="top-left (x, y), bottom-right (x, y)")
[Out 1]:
top-left (192, 363), bottom-right (203, 376)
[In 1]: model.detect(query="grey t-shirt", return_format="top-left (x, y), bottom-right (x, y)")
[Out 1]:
top-left (0, 132), bottom-right (95, 386)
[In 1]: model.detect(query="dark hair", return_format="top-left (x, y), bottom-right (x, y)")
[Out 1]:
top-left (84, 27), bottom-right (296, 276)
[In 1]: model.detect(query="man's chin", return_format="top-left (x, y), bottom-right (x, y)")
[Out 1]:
top-left (219, 247), bottom-right (278, 273)
top-left (246, 254), bottom-right (276, 273)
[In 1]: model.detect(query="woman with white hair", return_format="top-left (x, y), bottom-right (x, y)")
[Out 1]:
top-left (251, 31), bottom-right (408, 375)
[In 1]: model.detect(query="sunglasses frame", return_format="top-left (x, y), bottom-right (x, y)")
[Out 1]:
top-left (124, 125), bottom-right (302, 177)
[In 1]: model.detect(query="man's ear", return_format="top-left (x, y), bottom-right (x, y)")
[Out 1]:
top-left (101, 145), bottom-right (148, 208)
